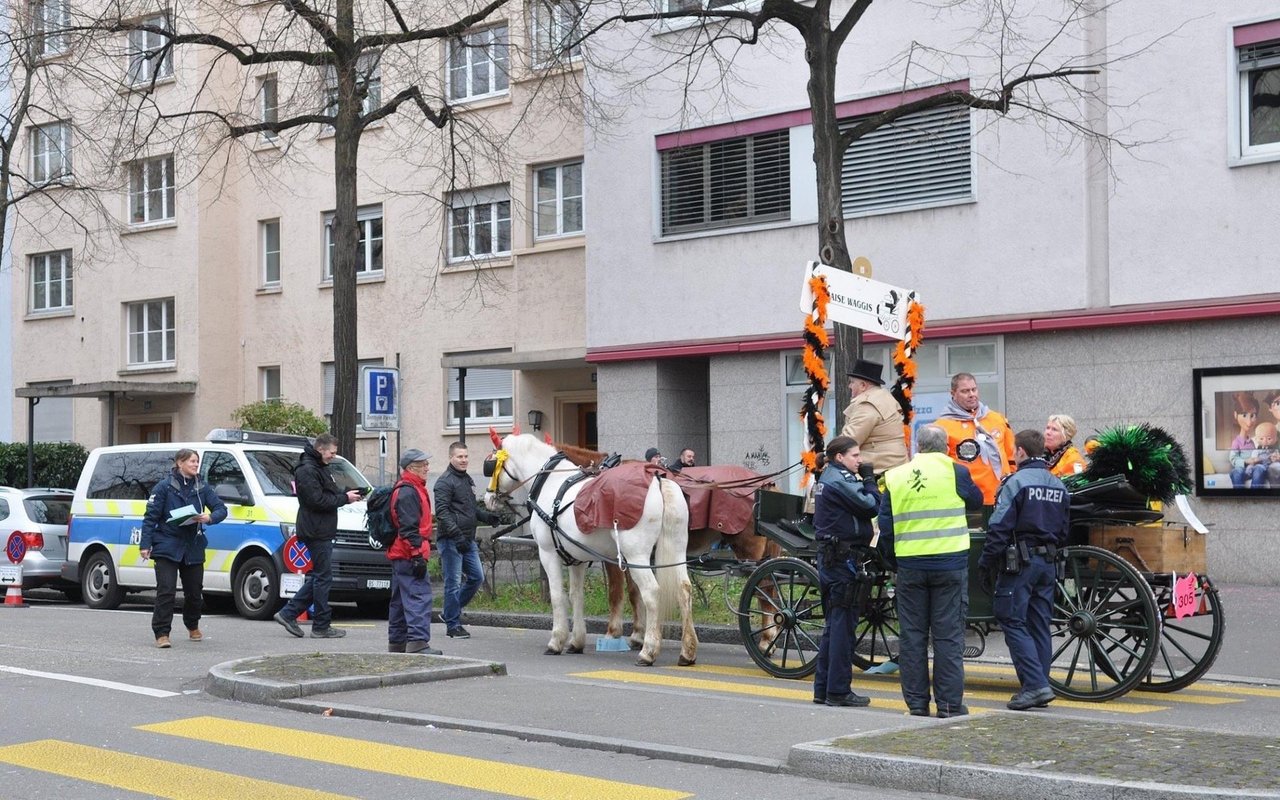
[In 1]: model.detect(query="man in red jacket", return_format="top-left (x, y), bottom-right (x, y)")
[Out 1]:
top-left (387, 449), bottom-right (440, 655)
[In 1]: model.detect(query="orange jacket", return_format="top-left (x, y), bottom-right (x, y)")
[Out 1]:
top-left (935, 410), bottom-right (1015, 505)
top-left (1047, 445), bottom-right (1086, 479)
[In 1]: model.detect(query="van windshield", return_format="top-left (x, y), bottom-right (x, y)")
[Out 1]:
top-left (245, 450), bottom-right (370, 496)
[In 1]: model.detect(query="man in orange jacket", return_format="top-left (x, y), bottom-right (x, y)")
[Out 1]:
top-left (935, 372), bottom-right (1015, 514)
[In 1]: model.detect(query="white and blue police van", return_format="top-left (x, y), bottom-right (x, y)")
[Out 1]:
top-left (63, 429), bottom-right (391, 620)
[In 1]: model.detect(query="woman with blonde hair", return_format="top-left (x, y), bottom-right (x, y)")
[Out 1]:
top-left (1044, 414), bottom-right (1086, 478)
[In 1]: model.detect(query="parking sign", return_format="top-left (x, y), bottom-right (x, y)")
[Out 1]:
top-left (362, 366), bottom-right (400, 431)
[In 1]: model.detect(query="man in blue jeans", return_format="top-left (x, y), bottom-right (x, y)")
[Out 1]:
top-left (433, 442), bottom-right (501, 638)
top-left (879, 424), bottom-right (984, 718)
top-left (274, 433), bottom-right (361, 639)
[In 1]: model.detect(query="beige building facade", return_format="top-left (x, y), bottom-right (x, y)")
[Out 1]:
top-left (9, 0), bottom-right (596, 477)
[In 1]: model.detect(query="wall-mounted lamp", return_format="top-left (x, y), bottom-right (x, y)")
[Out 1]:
top-left (527, 409), bottom-right (545, 431)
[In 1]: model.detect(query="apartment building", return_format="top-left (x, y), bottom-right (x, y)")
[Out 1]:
top-left (9, 0), bottom-right (596, 474)
top-left (583, 4), bottom-right (1280, 581)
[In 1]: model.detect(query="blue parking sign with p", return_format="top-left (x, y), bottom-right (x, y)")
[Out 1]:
top-left (362, 366), bottom-right (400, 431)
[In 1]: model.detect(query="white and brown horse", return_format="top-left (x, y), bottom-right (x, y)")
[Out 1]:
top-left (482, 432), bottom-right (698, 667)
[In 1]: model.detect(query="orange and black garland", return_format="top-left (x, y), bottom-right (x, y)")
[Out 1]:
top-left (799, 274), bottom-right (830, 487)
top-left (890, 296), bottom-right (926, 452)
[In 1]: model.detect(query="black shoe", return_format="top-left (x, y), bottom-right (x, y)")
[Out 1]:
top-left (274, 612), bottom-right (304, 639)
top-left (813, 695), bottom-right (827, 705)
top-left (908, 707), bottom-right (930, 717)
top-left (406, 641), bottom-right (442, 655)
top-left (937, 705), bottom-right (969, 718)
top-left (446, 626), bottom-right (471, 639)
top-left (1007, 686), bottom-right (1054, 710)
top-left (310, 626), bottom-right (347, 639)
top-left (825, 693), bottom-right (871, 708)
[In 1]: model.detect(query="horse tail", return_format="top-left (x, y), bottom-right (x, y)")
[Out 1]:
top-left (655, 475), bottom-right (690, 621)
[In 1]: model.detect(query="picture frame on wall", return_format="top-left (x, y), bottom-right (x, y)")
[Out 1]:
top-left (1192, 364), bottom-right (1280, 497)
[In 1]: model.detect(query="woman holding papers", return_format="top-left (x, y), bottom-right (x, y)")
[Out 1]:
top-left (140, 449), bottom-right (227, 648)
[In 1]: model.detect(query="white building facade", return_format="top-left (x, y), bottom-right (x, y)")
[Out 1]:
top-left (583, 4), bottom-right (1280, 582)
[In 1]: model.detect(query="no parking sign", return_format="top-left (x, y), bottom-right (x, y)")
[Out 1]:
top-left (1, 533), bottom-right (25, 588)
top-left (280, 534), bottom-right (311, 598)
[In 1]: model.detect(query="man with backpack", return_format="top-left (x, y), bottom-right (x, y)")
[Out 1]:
top-left (433, 441), bottom-right (502, 639)
top-left (385, 448), bottom-right (440, 655)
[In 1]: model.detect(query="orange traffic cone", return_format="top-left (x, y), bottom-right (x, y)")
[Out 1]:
top-left (3, 584), bottom-right (28, 608)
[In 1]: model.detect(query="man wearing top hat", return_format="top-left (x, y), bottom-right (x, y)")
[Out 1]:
top-left (840, 358), bottom-right (909, 476)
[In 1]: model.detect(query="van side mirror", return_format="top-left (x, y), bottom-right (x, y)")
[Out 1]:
top-left (214, 484), bottom-right (254, 506)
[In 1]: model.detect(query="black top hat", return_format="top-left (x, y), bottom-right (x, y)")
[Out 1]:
top-left (846, 358), bottom-right (884, 385)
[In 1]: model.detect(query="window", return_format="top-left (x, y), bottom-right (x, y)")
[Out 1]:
top-left (32, 0), bottom-right (69, 57)
top-left (87, 450), bottom-right (177, 499)
top-left (323, 204), bottom-right (383, 279)
top-left (128, 154), bottom-right (175, 224)
top-left (448, 25), bottom-right (509, 101)
top-left (261, 366), bottom-right (282, 401)
top-left (449, 187), bottom-right (511, 260)
top-left (322, 358), bottom-right (383, 426)
top-left (447, 367), bottom-right (513, 426)
top-left (126, 14), bottom-right (174, 85)
top-left (1235, 23), bottom-right (1280, 161)
top-left (30, 121), bottom-right (71, 184)
top-left (261, 219), bottom-right (281, 285)
top-left (862, 336), bottom-right (1004, 425)
top-left (201, 451), bottom-right (251, 503)
top-left (260, 75), bottom-right (278, 140)
top-left (840, 103), bottom-right (971, 216)
top-left (29, 250), bottom-right (73, 312)
top-left (660, 130), bottom-right (790, 235)
top-left (321, 53), bottom-right (381, 119)
top-left (534, 161), bottom-right (583, 239)
top-left (127, 297), bottom-right (175, 366)
top-left (531, 1), bottom-right (581, 66)
top-left (29, 380), bottom-right (73, 442)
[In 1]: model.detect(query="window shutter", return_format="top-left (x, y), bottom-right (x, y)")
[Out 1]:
top-left (448, 368), bottom-right (512, 401)
top-left (840, 104), bottom-right (971, 216)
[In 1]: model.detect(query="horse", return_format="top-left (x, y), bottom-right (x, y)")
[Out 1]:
top-left (482, 432), bottom-right (698, 667)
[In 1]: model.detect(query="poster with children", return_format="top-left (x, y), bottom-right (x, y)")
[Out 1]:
top-left (1194, 365), bottom-right (1280, 495)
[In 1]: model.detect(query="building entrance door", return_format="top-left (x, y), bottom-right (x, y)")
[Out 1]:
top-left (138, 423), bottom-right (172, 443)
top-left (577, 404), bottom-right (598, 451)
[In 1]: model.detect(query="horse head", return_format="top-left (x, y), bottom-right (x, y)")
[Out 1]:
top-left (482, 432), bottom-right (557, 511)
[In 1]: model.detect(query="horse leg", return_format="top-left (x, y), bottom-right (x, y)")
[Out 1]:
top-left (628, 566), bottom-right (662, 666)
top-left (538, 550), bottom-right (569, 655)
top-left (676, 563), bottom-right (698, 666)
top-left (625, 571), bottom-right (645, 650)
top-left (566, 562), bottom-right (587, 654)
top-left (604, 562), bottom-right (627, 639)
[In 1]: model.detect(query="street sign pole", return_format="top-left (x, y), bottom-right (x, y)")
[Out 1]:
top-left (361, 366), bottom-right (402, 487)
top-left (379, 432), bottom-right (388, 485)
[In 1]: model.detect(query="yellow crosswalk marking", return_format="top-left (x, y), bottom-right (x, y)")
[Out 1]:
top-left (0, 740), bottom-right (351, 800)
top-left (140, 717), bottom-right (690, 800)
top-left (572, 669), bottom-right (916, 712)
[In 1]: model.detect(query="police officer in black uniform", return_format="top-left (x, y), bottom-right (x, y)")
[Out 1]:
top-left (812, 435), bottom-right (881, 707)
top-left (979, 429), bottom-right (1071, 710)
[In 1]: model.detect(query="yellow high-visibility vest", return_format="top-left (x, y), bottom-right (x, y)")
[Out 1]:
top-left (884, 452), bottom-right (969, 557)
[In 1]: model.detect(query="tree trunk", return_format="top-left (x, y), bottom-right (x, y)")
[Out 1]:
top-left (330, 0), bottom-right (360, 457)
top-left (805, 24), bottom-right (861, 439)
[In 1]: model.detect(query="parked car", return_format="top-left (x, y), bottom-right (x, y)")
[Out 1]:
top-left (0, 486), bottom-right (79, 600)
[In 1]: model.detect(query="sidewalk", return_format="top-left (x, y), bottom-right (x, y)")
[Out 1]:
top-left (206, 619), bottom-right (1280, 800)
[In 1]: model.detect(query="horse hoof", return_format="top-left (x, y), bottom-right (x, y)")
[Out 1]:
top-left (635, 657), bottom-right (655, 667)
top-left (629, 641), bottom-right (643, 651)
top-left (566, 644), bottom-right (583, 654)
top-left (678, 656), bottom-right (696, 666)
top-left (544, 648), bottom-right (562, 656)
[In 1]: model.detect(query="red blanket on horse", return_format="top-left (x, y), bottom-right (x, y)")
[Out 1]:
top-left (573, 463), bottom-right (763, 534)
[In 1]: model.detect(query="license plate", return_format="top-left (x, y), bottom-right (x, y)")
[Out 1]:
top-left (280, 573), bottom-right (304, 598)
top-left (365, 579), bottom-right (391, 590)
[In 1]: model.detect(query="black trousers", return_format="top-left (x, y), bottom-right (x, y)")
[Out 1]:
top-left (152, 557), bottom-right (204, 637)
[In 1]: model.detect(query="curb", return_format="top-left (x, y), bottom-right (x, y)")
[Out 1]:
top-left (206, 654), bottom-right (506, 703)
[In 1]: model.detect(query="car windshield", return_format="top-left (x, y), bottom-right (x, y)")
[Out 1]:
top-left (25, 496), bottom-right (71, 525)
top-left (245, 449), bottom-right (370, 496)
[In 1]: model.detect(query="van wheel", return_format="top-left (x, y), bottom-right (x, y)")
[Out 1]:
top-left (82, 551), bottom-right (124, 610)
top-left (233, 555), bottom-right (283, 621)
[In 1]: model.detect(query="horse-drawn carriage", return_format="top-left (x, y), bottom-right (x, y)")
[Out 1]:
top-left (746, 480), bottom-right (1226, 702)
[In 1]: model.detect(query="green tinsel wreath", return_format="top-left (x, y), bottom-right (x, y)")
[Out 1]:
top-left (1070, 423), bottom-right (1193, 502)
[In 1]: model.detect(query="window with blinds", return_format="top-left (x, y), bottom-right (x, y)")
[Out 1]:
top-left (1239, 38), bottom-right (1280, 153)
top-left (840, 103), bottom-right (972, 216)
top-left (447, 367), bottom-right (513, 425)
top-left (660, 130), bottom-right (790, 235)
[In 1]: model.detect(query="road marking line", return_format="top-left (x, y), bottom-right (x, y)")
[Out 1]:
top-left (572, 669), bottom-right (918, 712)
top-left (0, 665), bottom-right (178, 697)
top-left (1169, 682), bottom-right (1280, 699)
top-left (0, 740), bottom-right (350, 800)
top-left (140, 716), bottom-right (691, 800)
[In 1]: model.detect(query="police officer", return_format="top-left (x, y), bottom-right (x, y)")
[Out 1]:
top-left (979, 429), bottom-right (1071, 710)
top-left (879, 424), bottom-right (983, 718)
top-left (812, 436), bottom-right (881, 707)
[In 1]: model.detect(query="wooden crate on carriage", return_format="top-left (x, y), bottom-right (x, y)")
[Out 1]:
top-left (1087, 523), bottom-right (1206, 574)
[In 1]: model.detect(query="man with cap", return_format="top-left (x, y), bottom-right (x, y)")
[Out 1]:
top-left (840, 358), bottom-right (908, 475)
top-left (644, 447), bottom-right (664, 466)
top-left (274, 433), bottom-right (362, 639)
top-left (388, 448), bottom-right (441, 654)
top-left (433, 441), bottom-right (502, 639)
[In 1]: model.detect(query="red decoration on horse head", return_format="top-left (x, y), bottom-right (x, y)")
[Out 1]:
top-left (489, 427), bottom-right (502, 449)
top-left (544, 433), bottom-right (554, 445)
top-left (512, 423), bottom-right (521, 435)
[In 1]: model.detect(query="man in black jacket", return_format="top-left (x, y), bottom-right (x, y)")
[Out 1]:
top-left (274, 433), bottom-right (362, 639)
top-left (433, 441), bottom-right (501, 638)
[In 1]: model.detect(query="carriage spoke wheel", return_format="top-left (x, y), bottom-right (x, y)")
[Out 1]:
top-left (1140, 574), bottom-right (1225, 692)
top-left (851, 574), bottom-right (899, 671)
top-left (738, 557), bottom-right (824, 679)
top-left (1050, 546), bottom-right (1161, 702)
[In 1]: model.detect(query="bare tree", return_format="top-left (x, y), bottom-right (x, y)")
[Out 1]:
top-left (80, 0), bottom-right (520, 455)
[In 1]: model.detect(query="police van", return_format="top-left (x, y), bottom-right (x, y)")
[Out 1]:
top-left (63, 429), bottom-right (391, 620)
